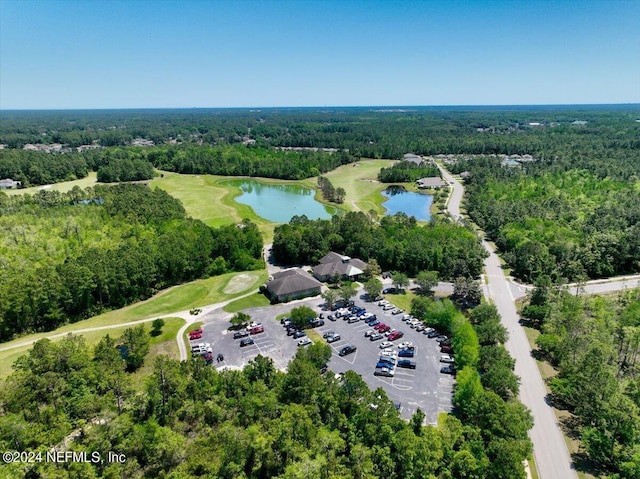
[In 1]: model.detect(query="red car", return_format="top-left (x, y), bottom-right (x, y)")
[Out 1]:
top-left (376, 323), bottom-right (391, 333)
top-left (249, 325), bottom-right (264, 335)
top-left (387, 331), bottom-right (404, 341)
top-left (189, 328), bottom-right (203, 340)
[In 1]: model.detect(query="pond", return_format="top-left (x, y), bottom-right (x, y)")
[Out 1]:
top-left (382, 186), bottom-right (433, 221)
top-left (226, 179), bottom-right (338, 223)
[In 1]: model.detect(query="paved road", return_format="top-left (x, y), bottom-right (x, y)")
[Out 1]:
top-left (440, 164), bottom-right (578, 479)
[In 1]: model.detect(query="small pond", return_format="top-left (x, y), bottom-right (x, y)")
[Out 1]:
top-left (226, 179), bottom-right (338, 223)
top-left (382, 186), bottom-right (433, 221)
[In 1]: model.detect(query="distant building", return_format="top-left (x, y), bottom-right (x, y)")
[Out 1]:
top-left (403, 153), bottom-right (423, 165)
top-left (264, 269), bottom-right (323, 302)
top-left (416, 177), bottom-right (446, 189)
top-left (572, 120), bottom-right (588, 125)
top-left (131, 138), bottom-right (154, 147)
top-left (312, 252), bottom-right (368, 282)
top-left (0, 178), bottom-right (21, 189)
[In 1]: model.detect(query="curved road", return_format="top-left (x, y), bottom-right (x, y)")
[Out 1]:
top-left (438, 163), bottom-right (578, 479)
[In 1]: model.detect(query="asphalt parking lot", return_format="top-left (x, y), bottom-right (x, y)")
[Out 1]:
top-left (193, 292), bottom-right (454, 425)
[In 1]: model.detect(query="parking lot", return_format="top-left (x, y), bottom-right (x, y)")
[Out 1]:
top-left (193, 291), bottom-right (454, 425)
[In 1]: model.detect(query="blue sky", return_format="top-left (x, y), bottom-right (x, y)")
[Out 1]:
top-left (1, 0), bottom-right (638, 109)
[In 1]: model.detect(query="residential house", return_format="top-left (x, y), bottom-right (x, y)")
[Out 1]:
top-left (0, 179), bottom-right (21, 189)
top-left (416, 177), bottom-right (446, 189)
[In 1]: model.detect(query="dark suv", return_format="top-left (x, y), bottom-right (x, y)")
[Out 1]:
top-left (339, 345), bottom-right (357, 356)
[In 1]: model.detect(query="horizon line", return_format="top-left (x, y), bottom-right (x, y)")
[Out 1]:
top-left (2, 102), bottom-right (640, 113)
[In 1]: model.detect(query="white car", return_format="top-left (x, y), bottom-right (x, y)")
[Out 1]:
top-left (401, 314), bottom-right (412, 321)
top-left (378, 300), bottom-right (389, 306)
top-left (440, 355), bottom-right (455, 364)
top-left (382, 304), bottom-right (395, 311)
top-left (298, 337), bottom-right (312, 347)
top-left (384, 329), bottom-right (397, 337)
top-left (379, 349), bottom-right (397, 358)
top-left (379, 341), bottom-right (393, 349)
top-left (398, 341), bottom-right (414, 350)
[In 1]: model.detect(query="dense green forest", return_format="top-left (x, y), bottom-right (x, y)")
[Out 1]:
top-left (521, 284), bottom-right (640, 477)
top-left (273, 212), bottom-right (486, 279)
top-left (449, 156), bottom-right (640, 282)
top-left (0, 185), bottom-right (263, 340)
top-left (0, 320), bottom-right (532, 479)
top-left (378, 160), bottom-right (440, 183)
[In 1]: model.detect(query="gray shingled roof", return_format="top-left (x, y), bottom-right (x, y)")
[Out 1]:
top-left (266, 269), bottom-right (322, 296)
top-left (313, 252), bottom-right (367, 278)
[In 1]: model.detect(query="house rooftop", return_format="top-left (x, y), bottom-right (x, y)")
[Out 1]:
top-left (266, 269), bottom-right (322, 296)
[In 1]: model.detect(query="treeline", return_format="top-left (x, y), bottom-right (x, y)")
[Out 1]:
top-left (0, 149), bottom-right (88, 187)
top-left (317, 176), bottom-right (346, 203)
top-left (1, 335), bottom-right (531, 478)
top-left (2, 107), bottom-right (638, 172)
top-left (452, 156), bottom-right (640, 282)
top-left (378, 160), bottom-right (440, 183)
top-left (145, 144), bottom-right (356, 180)
top-left (522, 282), bottom-right (640, 477)
top-left (0, 184), bottom-right (263, 340)
top-left (273, 212), bottom-right (486, 278)
top-left (96, 157), bottom-right (155, 183)
top-left (410, 298), bottom-right (530, 473)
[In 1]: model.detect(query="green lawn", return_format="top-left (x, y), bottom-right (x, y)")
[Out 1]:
top-left (0, 317), bottom-right (185, 380)
top-left (385, 290), bottom-right (416, 312)
top-left (131, 317), bottom-right (184, 387)
top-left (0, 271), bottom-right (266, 368)
top-left (223, 293), bottom-right (271, 312)
top-left (6, 171), bottom-right (98, 195)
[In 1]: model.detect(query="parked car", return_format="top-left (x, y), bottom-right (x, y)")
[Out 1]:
top-left (440, 345), bottom-right (454, 354)
top-left (415, 324), bottom-right (425, 332)
top-left (368, 319), bottom-right (380, 327)
top-left (240, 338), bottom-right (255, 347)
top-left (379, 348), bottom-right (397, 358)
top-left (401, 314), bottom-right (412, 321)
top-left (376, 360), bottom-right (395, 369)
top-left (385, 329), bottom-right (397, 337)
top-left (293, 330), bottom-right (307, 339)
top-left (435, 335), bottom-right (449, 343)
top-left (397, 359), bottom-right (416, 369)
top-left (440, 355), bottom-right (455, 364)
top-left (323, 331), bottom-right (336, 339)
top-left (310, 318), bottom-right (325, 327)
top-left (378, 300), bottom-right (389, 306)
top-left (364, 329), bottom-right (375, 337)
top-left (326, 334), bottom-right (341, 343)
top-left (298, 337), bottom-right (312, 347)
top-left (374, 367), bottom-right (395, 377)
top-left (188, 328), bottom-right (203, 339)
top-left (398, 348), bottom-right (415, 358)
top-left (327, 314), bottom-right (336, 321)
top-left (427, 330), bottom-right (440, 338)
top-left (391, 308), bottom-right (403, 315)
top-left (379, 341), bottom-right (393, 349)
top-left (233, 330), bottom-right (249, 339)
top-left (347, 316), bottom-right (360, 324)
top-left (382, 304), bottom-right (395, 311)
top-left (369, 332), bottom-right (384, 341)
top-left (387, 331), bottom-right (404, 341)
top-left (280, 317), bottom-right (291, 325)
top-left (398, 341), bottom-right (413, 350)
top-left (249, 325), bottom-right (264, 335)
top-left (382, 287), bottom-right (397, 294)
top-left (374, 323), bottom-right (389, 332)
top-left (440, 365), bottom-right (456, 375)
top-left (339, 345), bottom-right (357, 356)
top-left (286, 327), bottom-right (299, 336)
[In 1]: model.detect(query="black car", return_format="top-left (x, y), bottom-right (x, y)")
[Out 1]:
top-left (427, 330), bottom-right (440, 338)
top-left (440, 365), bottom-right (456, 375)
top-left (233, 330), bottom-right (249, 339)
top-left (339, 345), bottom-right (357, 356)
top-left (310, 318), bottom-right (325, 327)
top-left (293, 330), bottom-right (307, 339)
top-left (397, 359), bottom-right (416, 369)
top-left (240, 338), bottom-right (255, 347)
top-left (286, 326), bottom-right (299, 336)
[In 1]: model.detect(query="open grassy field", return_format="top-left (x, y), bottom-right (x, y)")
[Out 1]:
top-left (0, 271), bottom-right (265, 367)
top-left (0, 317), bottom-right (185, 380)
top-left (131, 317), bottom-right (184, 388)
top-left (5, 171), bottom-right (99, 195)
top-left (223, 292), bottom-right (271, 312)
